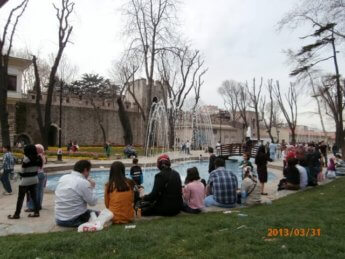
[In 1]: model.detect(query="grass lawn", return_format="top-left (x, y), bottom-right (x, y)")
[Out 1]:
top-left (1, 178), bottom-right (345, 258)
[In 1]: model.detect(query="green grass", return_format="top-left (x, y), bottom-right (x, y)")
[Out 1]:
top-left (1, 178), bottom-right (345, 258)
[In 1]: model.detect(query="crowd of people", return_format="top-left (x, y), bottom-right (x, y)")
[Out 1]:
top-left (1, 139), bottom-right (343, 230)
top-left (278, 142), bottom-right (345, 191)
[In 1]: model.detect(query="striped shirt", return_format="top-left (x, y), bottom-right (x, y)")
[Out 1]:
top-left (1, 152), bottom-right (15, 170)
top-left (208, 167), bottom-right (238, 205)
top-left (19, 156), bottom-right (41, 186)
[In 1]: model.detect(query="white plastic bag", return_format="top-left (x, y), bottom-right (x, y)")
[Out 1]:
top-left (77, 209), bottom-right (114, 233)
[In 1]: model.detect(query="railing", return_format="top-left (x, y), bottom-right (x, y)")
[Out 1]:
top-left (220, 143), bottom-right (259, 158)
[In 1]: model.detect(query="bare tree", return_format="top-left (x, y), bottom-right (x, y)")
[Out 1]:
top-left (261, 80), bottom-right (275, 142)
top-left (157, 46), bottom-right (207, 148)
top-left (111, 55), bottom-right (142, 145)
top-left (287, 23), bottom-right (344, 150)
top-left (123, 0), bottom-right (179, 138)
top-left (218, 80), bottom-right (241, 126)
top-left (285, 49), bottom-right (328, 138)
top-left (0, 0), bottom-right (29, 147)
top-left (246, 77), bottom-right (263, 140)
top-left (316, 75), bottom-right (344, 152)
top-left (236, 83), bottom-right (250, 141)
top-left (273, 82), bottom-right (298, 144)
top-left (279, 0), bottom-right (345, 40)
top-left (33, 0), bottom-right (74, 149)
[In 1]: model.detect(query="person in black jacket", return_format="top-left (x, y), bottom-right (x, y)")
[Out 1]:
top-left (283, 158), bottom-right (300, 190)
top-left (255, 145), bottom-right (270, 195)
top-left (142, 154), bottom-right (183, 216)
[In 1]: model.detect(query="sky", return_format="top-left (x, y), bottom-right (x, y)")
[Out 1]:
top-left (0, 0), bottom-right (341, 131)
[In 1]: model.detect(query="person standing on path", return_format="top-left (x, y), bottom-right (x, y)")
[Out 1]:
top-left (8, 145), bottom-right (42, 219)
top-left (255, 145), bottom-right (270, 195)
top-left (1, 145), bottom-right (15, 195)
top-left (26, 144), bottom-right (47, 212)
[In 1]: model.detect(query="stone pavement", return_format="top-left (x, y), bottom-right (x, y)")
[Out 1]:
top-left (0, 154), bottom-right (332, 237)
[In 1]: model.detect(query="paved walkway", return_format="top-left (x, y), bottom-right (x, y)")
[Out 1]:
top-left (0, 153), bottom-right (331, 236)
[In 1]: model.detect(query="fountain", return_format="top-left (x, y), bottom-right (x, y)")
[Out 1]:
top-left (144, 99), bottom-right (215, 156)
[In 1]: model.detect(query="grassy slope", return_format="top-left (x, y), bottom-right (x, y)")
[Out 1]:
top-left (1, 178), bottom-right (345, 259)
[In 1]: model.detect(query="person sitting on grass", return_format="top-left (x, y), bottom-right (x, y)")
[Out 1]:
top-left (239, 152), bottom-right (253, 174)
top-left (1, 145), bottom-right (15, 195)
top-left (182, 167), bottom-right (205, 214)
top-left (240, 166), bottom-right (261, 205)
top-left (278, 157), bottom-right (300, 191)
top-left (325, 157), bottom-right (336, 179)
top-left (141, 154), bottom-right (183, 216)
top-left (124, 144), bottom-right (137, 158)
top-left (105, 161), bottom-right (135, 224)
top-left (55, 160), bottom-right (98, 227)
top-left (335, 154), bottom-right (345, 176)
top-left (205, 158), bottom-right (238, 208)
top-left (8, 145), bottom-right (42, 219)
top-left (130, 158), bottom-right (143, 187)
top-left (296, 159), bottom-right (308, 189)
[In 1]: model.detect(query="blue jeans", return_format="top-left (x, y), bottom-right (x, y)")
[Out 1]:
top-left (27, 172), bottom-right (46, 210)
top-left (56, 209), bottom-right (99, 228)
top-left (1, 169), bottom-right (13, 193)
top-left (204, 195), bottom-right (236, 208)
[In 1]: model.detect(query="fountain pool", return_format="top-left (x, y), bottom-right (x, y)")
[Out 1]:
top-left (46, 160), bottom-right (276, 198)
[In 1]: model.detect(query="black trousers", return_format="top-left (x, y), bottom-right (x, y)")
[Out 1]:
top-left (15, 184), bottom-right (39, 216)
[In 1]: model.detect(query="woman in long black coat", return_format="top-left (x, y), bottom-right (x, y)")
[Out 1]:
top-left (255, 145), bottom-right (270, 195)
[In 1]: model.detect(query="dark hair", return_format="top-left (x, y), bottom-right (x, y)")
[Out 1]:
top-left (214, 158), bottom-right (225, 168)
top-left (208, 147), bottom-right (214, 153)
top-left (24, 144), bottom-right (38, 162)
top-left (185, 167), bottom-right (200, 184)
top-left (200, 179), bottom-right (207, 187)
top-left (257, 145), bottom-right (266, 154)
top-left (107, 161), bottom-right (132, 193)
top-left (133, 158), bottom-right (138, 164)
top-left (336, 154), bottom-right (342, 159)
top-left (73, 160), bottom-right (92, 173)
top-left (287, 158), bottom-right (298, 167)
top-left (3, 145), bottom-right (11, 151)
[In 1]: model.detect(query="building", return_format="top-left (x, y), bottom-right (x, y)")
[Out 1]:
top-left (0, 57), bottom-right (32, 146)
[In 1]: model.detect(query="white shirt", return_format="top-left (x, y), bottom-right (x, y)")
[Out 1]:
top-left (186, 142), bottom-right (190, 148)
top-left (55, 171), bottom-right (98, 221)
top-left (296, 165), bottom-right (308, 189)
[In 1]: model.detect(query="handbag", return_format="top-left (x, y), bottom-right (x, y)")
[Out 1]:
top-left (135, 200), bottom-right (155, 214)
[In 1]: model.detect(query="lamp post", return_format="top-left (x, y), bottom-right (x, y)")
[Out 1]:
top-left (57, 80), bottom-right (64, 161)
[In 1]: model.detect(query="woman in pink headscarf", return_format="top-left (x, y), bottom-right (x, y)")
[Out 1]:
top-left (25, 144), bottom-right (47, 212)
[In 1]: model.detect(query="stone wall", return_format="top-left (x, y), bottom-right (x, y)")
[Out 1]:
top-left (19, 102), bottom-right (145, 146)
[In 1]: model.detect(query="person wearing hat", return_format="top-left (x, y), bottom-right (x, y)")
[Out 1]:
top-left (141, 154), bottom-right (183, 216)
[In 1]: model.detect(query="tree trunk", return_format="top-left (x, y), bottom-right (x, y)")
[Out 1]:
top-left (255, 110), bottom-right (260, 140)
top-left (168, 109), bottom-right (175, 149)
top-left (117, 97), bottom-right (133, 145)
top-left (33, 56), bottom-right (47, 148)
top-left (0, 64), bottom-right (11, 147)
top-left (290, 127), bottom-right (296, 145)
top-left (331, 32), bottom-right (344, 155)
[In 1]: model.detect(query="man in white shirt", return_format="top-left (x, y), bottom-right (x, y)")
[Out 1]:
top-left (55, 160), bottom-right (98, 227)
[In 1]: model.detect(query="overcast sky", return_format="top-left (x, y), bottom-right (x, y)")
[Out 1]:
top-left (1, 0), bottom-right (341, 131)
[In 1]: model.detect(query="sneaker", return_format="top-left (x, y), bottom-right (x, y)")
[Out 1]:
top-left (3, 191), bottom-right (13, 195)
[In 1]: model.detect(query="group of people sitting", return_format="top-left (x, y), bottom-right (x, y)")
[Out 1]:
top-left (123, 145), bottom-right (137, 158)
top-left (52, 152), bottom-right (265, 228)
top-left (278, 143), bottom-right (344, 191)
